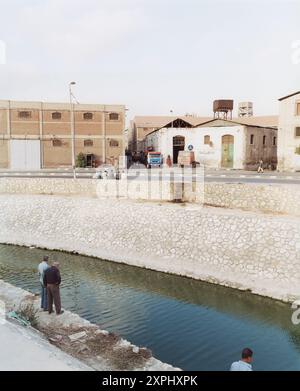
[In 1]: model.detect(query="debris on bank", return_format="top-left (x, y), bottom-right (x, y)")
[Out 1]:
top-left (0, 279), bottom-right (179, 371)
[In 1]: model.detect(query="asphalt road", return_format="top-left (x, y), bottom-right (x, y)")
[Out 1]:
top-left (1, 168), bottom-right (300, 184)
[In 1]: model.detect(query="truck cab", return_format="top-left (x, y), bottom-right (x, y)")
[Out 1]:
top-left (147, 152), bottom-right (163, 169)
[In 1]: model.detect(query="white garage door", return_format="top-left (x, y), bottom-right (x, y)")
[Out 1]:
top-left (10, 140), bottom-right (41, 170)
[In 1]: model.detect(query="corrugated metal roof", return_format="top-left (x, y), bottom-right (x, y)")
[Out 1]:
top-left (196, 117), bottom-right (278, 129)
top-left (133, 115), bottom-right (278, 129)
top-left (133, 115), bottom-right (212, 128)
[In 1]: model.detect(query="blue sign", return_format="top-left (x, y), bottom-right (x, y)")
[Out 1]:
top-left (188, 145), bottom-right (193, 151)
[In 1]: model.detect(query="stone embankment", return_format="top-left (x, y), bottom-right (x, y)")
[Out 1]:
top-left (0, 177), bottom-right (299, 216)
top-left (0, 280), bottom-right (178, 371)
top-left (0, 194), bottom-right (299, 302)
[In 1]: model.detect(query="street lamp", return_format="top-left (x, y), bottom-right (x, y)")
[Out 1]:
top-left (69, 81), bottom-right (76, 179)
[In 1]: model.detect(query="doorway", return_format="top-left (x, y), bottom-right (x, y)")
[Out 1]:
top-left (173, 136), bottom-right (185, 164)
top-left (221, 135), bottom-right (234, 168)
top-left (10, 140), bottom-right (41, 170)
top-left (86, 154), bottom-right (94, 168)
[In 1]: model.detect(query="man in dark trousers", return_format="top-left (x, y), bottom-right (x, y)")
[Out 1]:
top-left (43, 262), bottom-right (64, 315)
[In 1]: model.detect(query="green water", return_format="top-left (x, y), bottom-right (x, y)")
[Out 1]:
top-left (0, 244), bottom-right (300, 371)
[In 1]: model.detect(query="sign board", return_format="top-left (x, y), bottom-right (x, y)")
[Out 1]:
top-left (188, 145), bottom-right (193, 151)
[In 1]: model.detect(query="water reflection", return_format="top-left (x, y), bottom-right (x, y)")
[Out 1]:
top-left (0, 244), bottom-right (300, 371)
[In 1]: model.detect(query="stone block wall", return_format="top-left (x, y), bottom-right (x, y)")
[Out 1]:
top-left (0, 178), bottom-right (299, 216)
top-left (0, 194), bottom-right (299, 302)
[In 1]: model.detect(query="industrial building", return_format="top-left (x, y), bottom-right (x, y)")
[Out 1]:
top-left (129, 115), bottom-right (211, 152)
top-left (278, 91), bottom-right (300, 171)
top-left (144, 116), bottom-right (278, 170)
top-left (0, 100), bottom-right (126, 170)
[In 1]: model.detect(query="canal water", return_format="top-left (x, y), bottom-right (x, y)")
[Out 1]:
top-left (0, 244), bottom-right (300, 371)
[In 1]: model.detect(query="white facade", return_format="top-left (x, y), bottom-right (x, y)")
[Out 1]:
top-left (278, 92), bottom-right (300, 171)
top-left (145, 125), bottom-right (246, 169)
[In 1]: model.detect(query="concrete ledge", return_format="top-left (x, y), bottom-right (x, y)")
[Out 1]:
top-left (0, 279), bottom-right (178, 371)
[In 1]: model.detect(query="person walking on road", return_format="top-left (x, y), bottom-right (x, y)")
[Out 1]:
top-left (230, 348), bottom-right (253, 371)
top-left (166, 155), bottom-right (172, 168)
top-left (257, 159), bottom-right (264, 173)
top-left (43, 262), bottom-right (64, 315)
top-left (38, 256), bottom-right (50, 311)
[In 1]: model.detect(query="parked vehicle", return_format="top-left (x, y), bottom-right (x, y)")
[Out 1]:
top-left (93, 164), bottom-right (116, 179)
top-left (147, 152), bottom-right (163, 169)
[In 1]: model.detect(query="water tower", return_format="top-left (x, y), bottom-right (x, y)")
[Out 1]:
top-left (238, 102), bottom-right (253, 118)
top-left (213, 100), bottom-right (234, 120)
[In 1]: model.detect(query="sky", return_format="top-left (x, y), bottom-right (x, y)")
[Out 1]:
top-left (0, 0), bottom-right (299, 121)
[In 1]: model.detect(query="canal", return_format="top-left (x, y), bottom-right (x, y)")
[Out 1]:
top-left (0, 244), bottom-right (300, 371)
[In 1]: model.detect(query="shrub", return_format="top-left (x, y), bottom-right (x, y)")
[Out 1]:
top-left (76, 153), bottom-right (86, 168)
top-left (16, 303), bottom-right (39, 328)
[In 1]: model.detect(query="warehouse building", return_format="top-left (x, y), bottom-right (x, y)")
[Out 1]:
top-left (278, 91), bottom-right (300, 171)
top-left (129, 115), bottom-right (211, 152)
top-left (144, 117), bottom-right (278, 170)
top-left (0, 100), bottom-right (125, 169)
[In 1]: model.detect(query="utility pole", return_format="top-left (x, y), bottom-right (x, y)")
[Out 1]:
top-left (69, 82), bottom-right (76, 179)
top-left (104, 105), bottom-right (106, 164)
top-left (170, 109), bottom-right (174, 128)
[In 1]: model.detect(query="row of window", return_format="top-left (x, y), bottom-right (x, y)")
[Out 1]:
top-left (17, 111), bottom-right (120, 121)
top-left (250, 134), bottom-right (277, 146)
top-left (52, 139), bottom-right (119, 148)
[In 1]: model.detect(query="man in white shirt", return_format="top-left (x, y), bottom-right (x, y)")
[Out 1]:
top-left (230, 348), bottom-right (253, 371)
top-left (38, 256), bottom-right (50, 311)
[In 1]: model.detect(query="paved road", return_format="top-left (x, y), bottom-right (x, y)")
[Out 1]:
top-left (1, 168), bottom-right (300, 184)
top-left (0, 321), bottom-right (92, 371)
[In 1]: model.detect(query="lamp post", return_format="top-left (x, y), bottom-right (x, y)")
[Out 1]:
top-left (69, 81), bottom-right (76, 179)
top-left (102, 109), bottom-right (111, 164)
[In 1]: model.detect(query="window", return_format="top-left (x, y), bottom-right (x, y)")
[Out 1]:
top-left (109, 112), bottom-right (119, 121)
top-left (273, 136), bottom-right (277, 146)
top-left (52, 139), bottom-right (62, 147)
top-left (52, 112), bottom-right (62, 120)
top-left (263, 135), bottom-right (266, 145)
top-left (18, 111), bottom-right (32, 119)
top-left (173, 136), bottom-right (185, 146)
top-left (83, 112), bottom-right (93, 120)
top-left (250, 134), bottom-right (254, 145)
top-left (296, 103), bottom-right (300, 116)
top-left (204, 135), bottom-right (210, 145)
top-left (84, 139), bottom-right (93, 147)
top-left (109, 139), bottom-right (119, 147)
top-left (295, 127), bottom-right (300, 137)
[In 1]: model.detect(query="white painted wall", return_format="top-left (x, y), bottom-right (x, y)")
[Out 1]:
top-left (278, 93), bottom-right (300, 171)
top-left (145, 126), bottom-right (246, 169)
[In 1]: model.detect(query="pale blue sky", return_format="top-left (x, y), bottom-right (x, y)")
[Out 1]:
top-left (0, 0), bottom-right (299, 119)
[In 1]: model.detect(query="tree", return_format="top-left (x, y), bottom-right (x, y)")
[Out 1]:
top-left (76, 153), bottom-right (86, 168)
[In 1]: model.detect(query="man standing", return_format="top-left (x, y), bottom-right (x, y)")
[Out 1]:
top-left (43, 262), bottom-right (64, 315)
top-left (230, 348), bottom-right (253, 371)
top-left (38, 256), bottom-right (50, 311)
